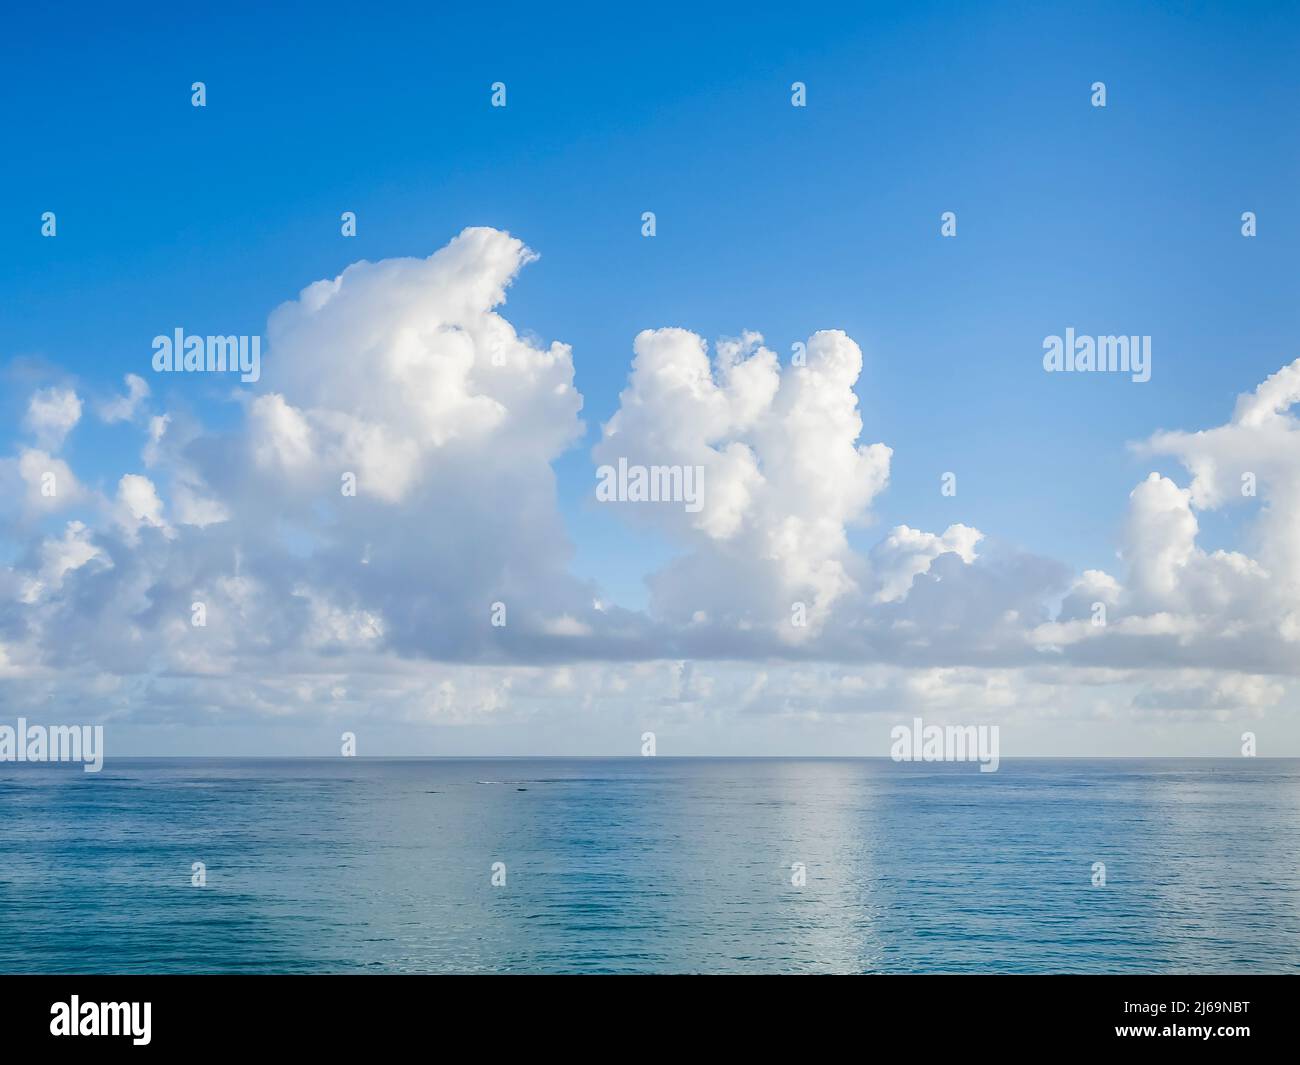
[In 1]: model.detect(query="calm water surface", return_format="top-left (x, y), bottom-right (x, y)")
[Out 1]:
top-left (0, 758), bottom-right (1296, 973)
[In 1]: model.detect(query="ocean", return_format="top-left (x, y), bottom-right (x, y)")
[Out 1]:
top-left (0, 758), bottom-right (1296, 974)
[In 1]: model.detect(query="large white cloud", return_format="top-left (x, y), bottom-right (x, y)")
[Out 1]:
top-left (594, 329), bottom-right (894, 641)
top-left (1039, 358), bottom-right (1300, 676)
top-left (0, 228), bottom-right (618, 683)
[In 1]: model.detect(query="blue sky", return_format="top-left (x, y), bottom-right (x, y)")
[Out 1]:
top-left (2, 2), bottom-right (1300, 754)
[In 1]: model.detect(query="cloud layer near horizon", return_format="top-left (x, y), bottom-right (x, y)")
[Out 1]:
top-left (3, 227), bottom-right (1300, 738)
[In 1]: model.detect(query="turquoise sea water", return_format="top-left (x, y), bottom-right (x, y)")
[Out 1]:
top-left (0, 758), bottom-right (1296, 974)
